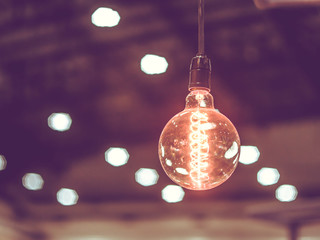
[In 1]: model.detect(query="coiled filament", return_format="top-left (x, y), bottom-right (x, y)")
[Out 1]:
top-left (189, 111), bottom-right (209, 184)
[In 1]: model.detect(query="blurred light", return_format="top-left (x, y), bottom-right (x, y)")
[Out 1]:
top-left (105, 147), bottom-right (129, 167)
top-left (239, 145), bottom-right (260, 165)
top-left (0, 155), bottom-right (7, 171)
top-left (135, 168), bottom-right (159, 186)
top-left (141, 54), bottom-right (168, 75)
top-left (257, 167), bottom-right (280, 186)
top-left (91, 7), bottom-right (120, 27)
top-left (276, 184), bottom-right (298, 202)
top-left (22, 173), bottom-right (44, 191)
top-left (57, 188), bottom-right (78, 206)
top-left (161, 185), bottom-right (185, 203)
top-left (48, 113), bottom-right (72, 132)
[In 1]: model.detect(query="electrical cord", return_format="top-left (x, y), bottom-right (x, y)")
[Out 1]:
top-left (198, 0), bottom-right (205, 55)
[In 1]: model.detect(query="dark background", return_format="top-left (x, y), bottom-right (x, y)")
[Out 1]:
top-left (0, 0), bottom-right (320, 239)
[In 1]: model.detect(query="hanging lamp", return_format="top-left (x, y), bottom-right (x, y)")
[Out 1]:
top-left (158, 0), bottom-right (240, 191)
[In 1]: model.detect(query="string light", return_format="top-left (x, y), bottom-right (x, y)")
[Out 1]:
top-left (275, 184), bottom-right (298, 202)
top-left (135, 168), bottom-right (159, 186)
top-left (0, 155), bottom-right (7, 171)
top-left (161, 185), bottom-right (185, 203)
top-left (158, 0), bottom-right (240, 190)
top-left (257, 167), bottom-right (280, 186)
top-left (57, 188), bottom-right (79, 206)
top-left (239, 146), bottom-right (260, 165)
top-left (140, 54), bottom-right (168, 75)
top-left (105, 147), bottom-right (129, 167)
top-left (48, 113), bottom-right (72, 132)
top-left (22, 173), bottom-right (44, 191)
top-left (91, 7), bottom-right (120, 27)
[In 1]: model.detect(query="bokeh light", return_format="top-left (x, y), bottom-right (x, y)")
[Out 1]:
top-left (22, 173), bottom-right (44, 191)
top-left (48, 113), bottom-right (72, 132)
top-left (140, 54), bottom-right (168, 75)
top-left (239, 145), bottom-right (260, 165)
top-left (135, 168), bottom-right (159, 186)
top-left (105, 147), bottom-right (129, 167)
top-left (57, 188), bottom-right (79, 206)
top-left (91, 7), bottom-right (120, 27)
top-left (257, 167), bottom-right (280, 186)
top-left (0, 155), bottom-right (7, 171)
top-left (276, 184), bottom-right (298, 202)
top-left (161, 185), bottom-right (185, 203)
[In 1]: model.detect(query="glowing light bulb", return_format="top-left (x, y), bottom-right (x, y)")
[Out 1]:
top-left (159, 54), bottom-right (240, 191)
top-left (159, 89), bottom-right (240, 190)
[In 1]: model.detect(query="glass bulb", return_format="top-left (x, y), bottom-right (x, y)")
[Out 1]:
top-left (159, 89), bottom-right (240, 190)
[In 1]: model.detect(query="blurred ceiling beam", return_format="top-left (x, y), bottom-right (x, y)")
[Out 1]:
top-left (254, 0), bottom-right (320, 9)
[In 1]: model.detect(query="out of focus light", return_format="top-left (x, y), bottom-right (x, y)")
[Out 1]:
top-left (135, 168), bottom-right (159, 186)
top-left (91, 7), bottom-right (120, 27)
top-left (105, 147), bottom-right (129, 167)
top-left (239, 145), bottom-right (260, 165)
top-left (257, 167), bottom-right (280, 186)
top-left (161, 185), bottom-right (185, 203)
top-left (0, 155), bottom-right (7, 171)
top-left (22, 173), bottom-right (44, 191)
top-left (276, 184), bottom-right (298, 202)
top-left (48, 113), bottom-right (72, 132)
top-left (57, 188), bottom-right (78, 206)
top-left (140, 54), bottom-right (168, 75)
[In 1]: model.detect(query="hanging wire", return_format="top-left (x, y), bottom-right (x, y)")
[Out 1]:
top-left (198, 0), bottom-right (205, 55)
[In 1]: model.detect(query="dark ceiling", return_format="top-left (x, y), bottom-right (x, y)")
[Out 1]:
top-left (0, 0), bottom-right (320, 218)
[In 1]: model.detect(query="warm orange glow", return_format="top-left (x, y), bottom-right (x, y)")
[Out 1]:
top-left (189, 111), bottom-right (210, 185)
top-left (159, 90), bottom-right (240, 190)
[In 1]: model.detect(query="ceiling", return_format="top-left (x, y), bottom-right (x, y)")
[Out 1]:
top-left (0, 0), bottom-right (320, 238)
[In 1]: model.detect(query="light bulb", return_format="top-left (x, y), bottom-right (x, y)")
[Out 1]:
top-left (158, 55), bottom-right (240, 190)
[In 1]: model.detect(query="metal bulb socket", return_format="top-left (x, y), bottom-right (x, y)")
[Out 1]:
top-left (188, 55), bottom-right (212, 91)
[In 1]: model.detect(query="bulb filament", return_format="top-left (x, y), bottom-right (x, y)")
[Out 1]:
top-left (189, 111), bottom-right (210, 185)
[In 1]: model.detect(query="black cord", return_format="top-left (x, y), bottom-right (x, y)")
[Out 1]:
top-left (189, 0), bottom-right (211, 91)
top-left (198, 0), bottom-right (205, 55)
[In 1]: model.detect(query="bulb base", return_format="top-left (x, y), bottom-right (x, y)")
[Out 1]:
top-left (188, 55), bottom-right (212, 91)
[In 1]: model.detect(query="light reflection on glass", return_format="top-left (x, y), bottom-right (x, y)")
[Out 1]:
top-left (257, 167), bottom-right (280, 186)
top-left (135, 168), bottom-right (159, 187)
top-left (0, 155), bottom-right (7, 171)
top-left (91, 7), bottom-right (120, 27)
top-left (105, 147), bottom-right (129, 167)
top-left (57, 188), bottom-right (79, 206)
top-left (140, 54), bottom-right (168, 75)
top-left (161, 145), bottom-right (165, 158)
top-left (239, 146), bottom-right (260, 165)
top-left (176, 167), bottom-right (188, 175)
top-left (48, 113), bottom-right (72, 132)
top-left (166, 158), bottom-right (172, 166)
top-left (161, 185), bottom-right (185, 203)
top-left (224, 141), bottom-right (239, 159)
top-left (22, 173), bottom-right (44, 191)
top-left (200, 122), bottom-right (216, 130)
top-left (200, 100), bottom-right (206, 107)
